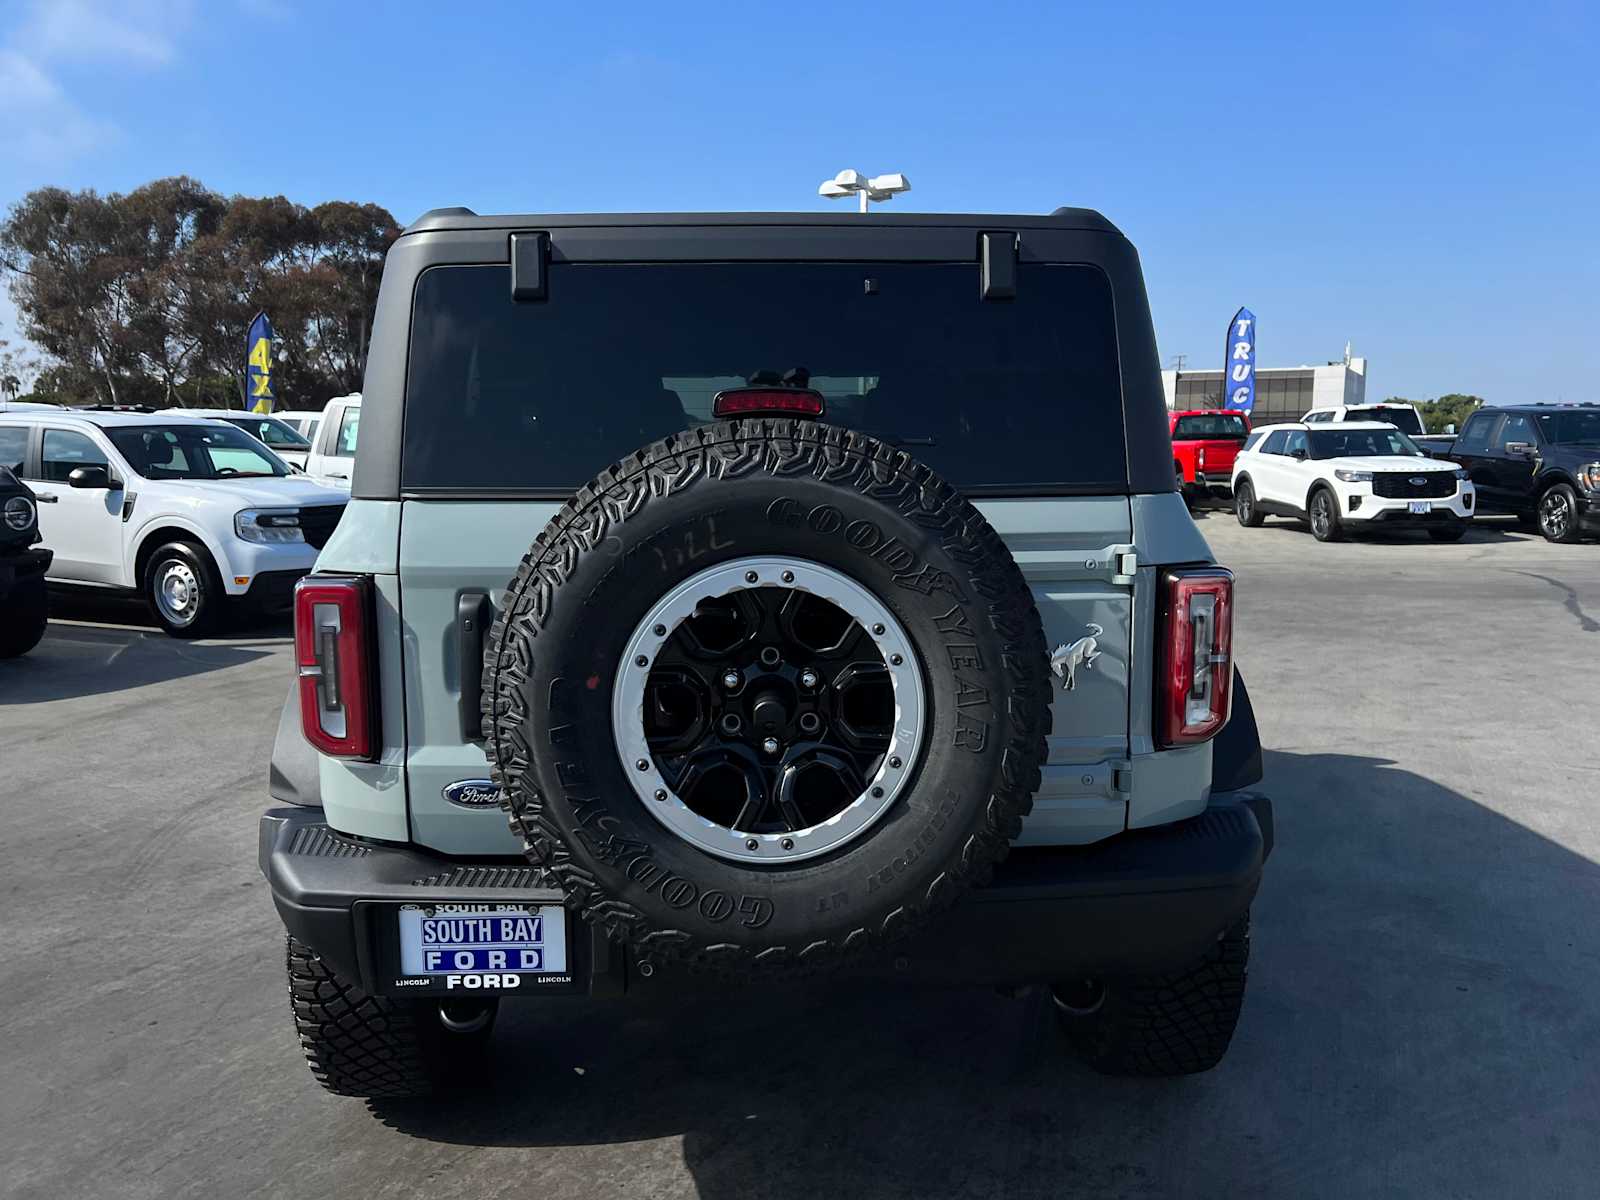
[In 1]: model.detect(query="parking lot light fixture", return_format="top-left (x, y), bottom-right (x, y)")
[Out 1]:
top-left (818, 169), bottom-right (912, 213)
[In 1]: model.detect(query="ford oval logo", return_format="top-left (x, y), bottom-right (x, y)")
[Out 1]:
top-left (442, 779), bottom-right (500, 809)
top-left (1410, 476), bottom-right (1427, 485)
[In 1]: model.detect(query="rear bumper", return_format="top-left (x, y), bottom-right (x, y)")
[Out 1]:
top-left (1184, 471), bottom-right (1233, 498)
top-left (0, 547), bottom-right (51, 602)
top-left (260, 790), bottom-right (1272, 993)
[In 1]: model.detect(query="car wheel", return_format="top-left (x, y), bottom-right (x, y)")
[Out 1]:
top-left (1537, 483), bottom-right (1580, 544)
top-left (1054, 914), bottom-right (1250, 1076)
top-left (286, 936), bottom-right (496, 1098)
top-left (1308, 488), bottom-right (1343, 542)
top-left (483, 419), bottom-right (1053, 978)
top-left (1234, 480), bottom-right (1264, 527)
top-left (0, 574), bottom-right (49, 658)
top-left (143, 541), bottom-right (224, 638)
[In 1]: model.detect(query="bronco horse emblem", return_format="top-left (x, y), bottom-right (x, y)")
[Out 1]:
top-left (1050, 623), bottom-right (1104, 691)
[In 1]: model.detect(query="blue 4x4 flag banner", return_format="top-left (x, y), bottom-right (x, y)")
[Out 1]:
top-left (246, 312), bottom-right (274, 414)
top-left (1223, 307), bottom-right (1256, 412)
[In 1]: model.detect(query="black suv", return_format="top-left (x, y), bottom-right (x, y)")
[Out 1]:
top-left (0, 464), bottom-right (51, 657)
top-left (1446, 404), bottom-right (1600, 542)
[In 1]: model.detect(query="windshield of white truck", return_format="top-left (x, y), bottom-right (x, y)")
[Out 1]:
top-left (107, 424), bottom-right (289, 479)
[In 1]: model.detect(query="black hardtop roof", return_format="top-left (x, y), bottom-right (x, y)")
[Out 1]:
top-left (1495, 402), bottom-right (1600, 412)
top-left (403, 206), bottom-right (1121, 237)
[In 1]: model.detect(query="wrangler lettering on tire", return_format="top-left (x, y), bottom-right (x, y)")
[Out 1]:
top-left (484, 419), bottom-right (1051, 976)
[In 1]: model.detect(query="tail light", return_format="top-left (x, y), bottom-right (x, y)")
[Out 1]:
top-left (1197, 446), bottom-right (1207, 469)
top-left (712, 387), bottom-right (825, 418)
top-left (1157, 568), bottom-right (1233, 747)
top-left (294, 575), bottom-right (377, 759)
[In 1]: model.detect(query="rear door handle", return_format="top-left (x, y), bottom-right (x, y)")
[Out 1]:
top-left (457, 592), bottom-right (494, 743)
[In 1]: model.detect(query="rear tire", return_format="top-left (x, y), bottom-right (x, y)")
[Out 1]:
top-left (1307, 488), bottom-right (1344, 542)
top-left (1054, 914), bottom-right (1250, 1076)
top-left (1234, 480), bottom-right (1264, 527)
top-left (286, 936), bottom-right (496, 1099)
top-left (0, 574), bottom-right (48, 658)
top-left (142, 540), bottom-right (224, 638)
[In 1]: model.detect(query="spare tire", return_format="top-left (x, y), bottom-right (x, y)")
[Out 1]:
top-left (484, 419), bottom-right (1051, 974)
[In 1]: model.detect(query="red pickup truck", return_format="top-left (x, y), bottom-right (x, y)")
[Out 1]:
top-left (1171, 409), bottom-right (1251, 503)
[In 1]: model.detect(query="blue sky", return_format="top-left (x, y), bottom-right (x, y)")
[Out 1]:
top-left (1, 0), bottom-right (1596, 403)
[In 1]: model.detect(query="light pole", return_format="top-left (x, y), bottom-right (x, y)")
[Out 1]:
top-left (818, 169), bottom-right (911, 213)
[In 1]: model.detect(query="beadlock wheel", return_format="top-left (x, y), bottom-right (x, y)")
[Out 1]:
top-left (614, 556), bottom-right (925, 865)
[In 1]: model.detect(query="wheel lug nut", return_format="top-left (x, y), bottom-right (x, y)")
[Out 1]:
top-left (722, 670), bottom-right (741, 690)
top-left (800, 669), bottom-right (819, 688)
top-left (762, 737), bottom-right (780, 755)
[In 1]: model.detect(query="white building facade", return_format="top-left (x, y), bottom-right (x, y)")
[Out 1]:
top-left (1161, 357), bottom-right (1367, 427)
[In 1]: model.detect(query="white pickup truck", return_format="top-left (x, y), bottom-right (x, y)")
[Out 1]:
top-left (0, 410), bottom-right (347, 636)
top-left (302, 394), bottom-right (361, 484)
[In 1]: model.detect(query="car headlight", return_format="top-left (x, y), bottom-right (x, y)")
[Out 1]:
top-left (3, 495), bottom-right (35, 532)
top-left (1580, 463), bottom-right (1600, 491)
top-left (1455, 467), bottom-right (1470, 481)
top-left (1334, 469), bottom-right (1373, 483)
top-left (234, 508), bottom-right (305, 544)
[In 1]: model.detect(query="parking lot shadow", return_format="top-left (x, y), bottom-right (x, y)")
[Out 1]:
top-left (0, 620), bottom-right (274, 705)
top-left (362, 749), bottom-right (1600, 1198)
top-left (1187, 505), bottom-right (1532, 543)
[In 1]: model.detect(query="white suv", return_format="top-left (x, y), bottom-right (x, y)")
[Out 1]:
top-left (1231, 421), bottom-right (1475, 542)
top-left (0, 410), bottom-right (348, 636)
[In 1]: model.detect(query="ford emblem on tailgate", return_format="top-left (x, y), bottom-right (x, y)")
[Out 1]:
top-left (443, 779), bottom-right (500, 809)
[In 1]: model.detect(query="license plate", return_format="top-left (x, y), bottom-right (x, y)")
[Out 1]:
top-left (394, 902), bottom-right (569, 990)
top-left (1408, 501), bottom-right (1432, 514)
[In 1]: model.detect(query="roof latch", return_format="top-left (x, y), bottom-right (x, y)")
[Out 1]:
top-left (509, 231), bottom-right (549, 302)
top-left (980, 231), bottom-right (1017, 300)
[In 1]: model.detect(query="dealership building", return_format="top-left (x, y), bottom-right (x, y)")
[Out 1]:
top-left (1161, 355), bottom-right (1368, 427)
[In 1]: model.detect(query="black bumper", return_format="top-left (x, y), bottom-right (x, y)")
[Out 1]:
top-left (1577, 492), bottom-right (1600, 534)
top-left (260, 792), bottom-right (1272, 994)
top-left (241, 569), bottom-right (307, 613)
top-left (0, 547), bottom-right (51, 602)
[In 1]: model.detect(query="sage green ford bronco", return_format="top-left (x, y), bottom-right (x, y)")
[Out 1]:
top-left (260, 208), bottom-right (1272, 1100)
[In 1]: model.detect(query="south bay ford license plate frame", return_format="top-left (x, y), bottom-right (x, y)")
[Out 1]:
top-left (375, 901), bottom-right (577, 995)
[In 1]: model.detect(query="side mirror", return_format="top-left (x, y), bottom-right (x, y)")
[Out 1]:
top-left (67, 465), bottom-right (114, 489)
top-left (1504, 441), bottom-right (1535, 458)
top-left (1444, 423), bottom-right (1457, 435)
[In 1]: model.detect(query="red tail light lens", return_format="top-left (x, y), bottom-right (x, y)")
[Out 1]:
top-left (1157, 568), bottom-right (1234, 747)
top-left (294, 575), bottom-right (377, 760)
top-left (712, 387), bottom-right (826, 419)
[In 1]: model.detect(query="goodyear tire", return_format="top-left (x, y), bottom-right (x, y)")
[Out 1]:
top-left (484, 420), bottom-right (1052, 975)
top-left (0, 574), bottom-right (48, 658)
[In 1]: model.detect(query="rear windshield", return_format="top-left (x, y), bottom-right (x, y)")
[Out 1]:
top-left (1346, 407), bottom-right (1423, 435)
top-left (402, 263), bottom-right (1127, 494)
top-left (1308, 428), bottom-right (1425, 459)
top-left (1172, 413), bottom-right (1248, 439)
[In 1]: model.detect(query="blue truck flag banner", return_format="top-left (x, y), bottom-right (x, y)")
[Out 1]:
top-left (1223, 307), bottom-right (1256, 412)
top-left (246, 312), bottom-right (275, 414)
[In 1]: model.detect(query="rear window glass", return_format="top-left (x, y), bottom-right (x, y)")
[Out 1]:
top-left (1173, 413), bottom-right (1248, 439)
top-left (1346, 407), bottom-right (1423, 435)
top-left (402, 263), bottom-right (1126, 493)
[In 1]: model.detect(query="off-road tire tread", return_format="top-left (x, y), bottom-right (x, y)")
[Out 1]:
top-left (285, 936), bottom-right (434, 1098)
top-left (482, 419), bottom-right (1051, 976)
top-left (1061, 914), bottom-right (1250, 1076)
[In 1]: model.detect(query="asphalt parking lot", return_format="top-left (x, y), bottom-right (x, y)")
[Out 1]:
top-left (3, 515), bottom-right (1597, 1200)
